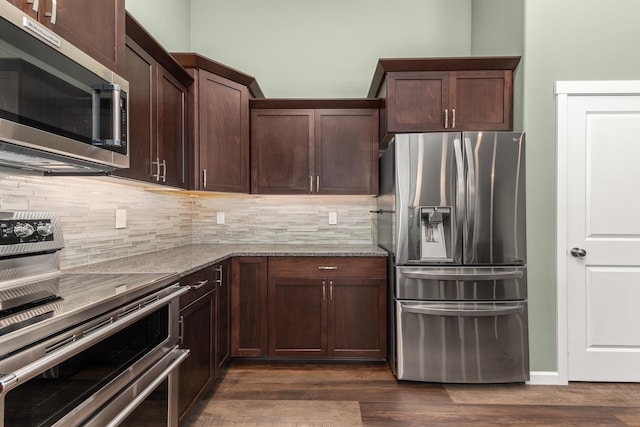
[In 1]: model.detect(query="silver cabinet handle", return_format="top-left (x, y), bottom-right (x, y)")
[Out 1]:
top-left (322, 280), bottom-right (326, 300)
top-left (190, 279), bottom-right (208, 290)
top-left (309, 175), bottom-right (313, 193)
top-left (215, 265), bottom-right (223, 287)
top-left (203, 168), bottom-right (207, 188)
top-left (160, 159), bottom-right (166, 183)
top-left (444, 108), bottom-right (449, 129)
top-left (452, 108), bottom-right (456, 129)
top-left (45, 0), bottom-right (57, 24)
top-left (318, 266), bottom-right (338, 270)
top-left (571, 247), bottom-right (587, 258)
top-left (27, 0), bottom-right (39, 12)
top-left (316, 175), bottom-right (320, 192)
top-left (329, 280), bottom-right (333, 301)
top-left (178, 315), bottom-right (184, 346)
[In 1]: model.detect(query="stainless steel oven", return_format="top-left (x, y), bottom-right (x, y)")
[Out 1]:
top-left (0, 212), bottom-right (188, 426)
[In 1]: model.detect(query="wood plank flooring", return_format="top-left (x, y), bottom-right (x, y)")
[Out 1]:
top-left (184, 361), bottom-right (640, 426)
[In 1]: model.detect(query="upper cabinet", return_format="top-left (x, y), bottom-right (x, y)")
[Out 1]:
top-left (114, 13), bottom-right (193, 188)
top-left (6, 0), bottom-right (125, 73)
top-left (250, 99), bottom-right (382, 195)
top-left (368, 57), bottom-right (520, 140)
top-left (172, 53), bottom-right (264, 193)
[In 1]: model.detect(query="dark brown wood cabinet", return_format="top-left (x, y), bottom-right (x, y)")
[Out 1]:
top-left (368, 57), bottom-right (520, 141)
top-left (250, 99), bottom-right (381, 195)
top-left (215, 259), bottom-right (231, 371)
top-left (267, 257), bottom-right (387, 359)
top-left (231, 257), bottom-right (268, 357)
top-left (172, 53), bottom-right (263, 193)
top-left (114, 14), bottom-right (192, 188)
top-left (7, 0), bottom-right (125, 73)
top-left (177, 259), bottom-right (231, 425)
top-left (178, 267), bottom-right (216, 426)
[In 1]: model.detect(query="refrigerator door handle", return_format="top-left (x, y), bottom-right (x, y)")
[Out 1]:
top-left (402, 270), bottom-right (524, 281)
top-left (403, 304), bottom-right (524, 317)
top-left (453, 137), bottom-right (465, 263)
top-left (464, 136), bottom-right (476, 260)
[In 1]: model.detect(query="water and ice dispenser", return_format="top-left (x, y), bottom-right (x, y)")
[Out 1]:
top-left (407, 206), bottom-right (453, 263)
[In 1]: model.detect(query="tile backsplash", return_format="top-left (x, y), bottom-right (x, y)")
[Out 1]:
top-left (0, 171), bottom-right (375, 269)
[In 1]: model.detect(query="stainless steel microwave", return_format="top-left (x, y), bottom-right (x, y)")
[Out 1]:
top-left (0, 2), bottom-right (129, 175)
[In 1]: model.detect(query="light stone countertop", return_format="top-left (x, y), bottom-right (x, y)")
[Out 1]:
top-left (66, 244), bottom-right (388, 277)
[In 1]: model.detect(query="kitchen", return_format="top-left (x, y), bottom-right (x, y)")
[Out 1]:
top-left (2, 0), bottom-right (640, 425)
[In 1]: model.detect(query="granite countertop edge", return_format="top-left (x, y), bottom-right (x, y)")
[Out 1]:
top-left (65, 244), bottom-right (389, 277)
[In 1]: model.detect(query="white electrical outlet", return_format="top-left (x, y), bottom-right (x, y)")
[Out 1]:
top-left (329, 211), bottom-right (338, 225)
top-left (115, 209), bottom-right (127, 229)
top-left (217, 212), bottom-right (225, 224)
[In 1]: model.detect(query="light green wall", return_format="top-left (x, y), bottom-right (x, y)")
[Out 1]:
top-left (125, 0), bottom-right (191, 51)
top-left (189, 0), bottom-right (472, 97)
top-left (522, 0), bottom-right (640, 371)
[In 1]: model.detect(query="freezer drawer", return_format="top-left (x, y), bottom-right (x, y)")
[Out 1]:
top-left (396, 300), bottom-right (529, 383)
top-left (396, 266), bottom-right (527, 301)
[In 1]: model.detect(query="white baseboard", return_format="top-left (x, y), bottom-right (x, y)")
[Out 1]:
top-left (527, 371), bottom-right (568, 385)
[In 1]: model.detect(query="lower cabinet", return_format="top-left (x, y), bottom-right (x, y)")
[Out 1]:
top-left (231, 257), bottom-right (268, 356)
top-left (215, 259), bottom-right (231, 371)
top-left (231, 256), bottom-right (387, 360)
top-left (178, 260), bottom-right (231, 425)
top-left (178, 267), bottom-right (216, 425)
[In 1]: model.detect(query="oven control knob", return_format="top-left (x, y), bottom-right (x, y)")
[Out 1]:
top-left (36, 223), bottom-right (53, 237)
top-left (13, 223), bottom-right (34, 238)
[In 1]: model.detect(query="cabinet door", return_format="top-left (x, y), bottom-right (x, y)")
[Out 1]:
top-left (329, 278), bottom-right (386, 358)
top-left (215, 259), bottom-right (231, 372)
top-left (6, 0), bottom-right (37, 17)
top-left (386, 71), bottom-right (449, 132)
top-left (199, 71), bottom-right (249, 192)
top-left (450, 70), bottom-right (513, 130)
top-left (157, 66), bottom-right (187, 188)
top-left (43, 0), bottom-right (124, 72)
top-left (251, 109), bottom-right (314, 194)
top-left (178, 290), bottom-right (215, 424)
top-left (231, 257), bottom-right (268, 356)
top-left (114, 38), bottom-right (154, 182)
top-left (314, 109), bottom-right (378, 195)
top-left (268, 277), bottom-right (327, 357)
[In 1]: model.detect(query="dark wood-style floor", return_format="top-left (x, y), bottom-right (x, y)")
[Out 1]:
top-left (184, 361), bottom-right (640, 426)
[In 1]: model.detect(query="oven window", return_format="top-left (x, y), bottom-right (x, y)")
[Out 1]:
top-left (120, 378), bottom-right (169, 426)
top-left (3, 306), bottom-right (168, 427)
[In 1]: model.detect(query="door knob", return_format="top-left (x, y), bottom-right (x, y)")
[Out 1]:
top-left (570, 247), bottom-right (587, 258)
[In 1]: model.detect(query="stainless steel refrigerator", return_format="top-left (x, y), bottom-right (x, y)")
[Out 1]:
top-left (376, 132), bottom-right (529, 383)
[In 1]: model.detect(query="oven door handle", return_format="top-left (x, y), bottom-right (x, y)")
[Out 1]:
top-left (88, 348), bottom-right (190, 427)
top-left (0, 285), bottom-right (187, 396)
top-left (403, 304), bottom-right (525, 317)
top-left (402, 270), bottom-right (524, 281)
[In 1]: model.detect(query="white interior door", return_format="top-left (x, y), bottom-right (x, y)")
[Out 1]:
top-left (565, 92), bottom-right (640, 381)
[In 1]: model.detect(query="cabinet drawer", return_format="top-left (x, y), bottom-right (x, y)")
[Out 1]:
top-left (179, 267), bottom-right (215, 308)
top-left (268, 257), bottom-right (385, 278)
